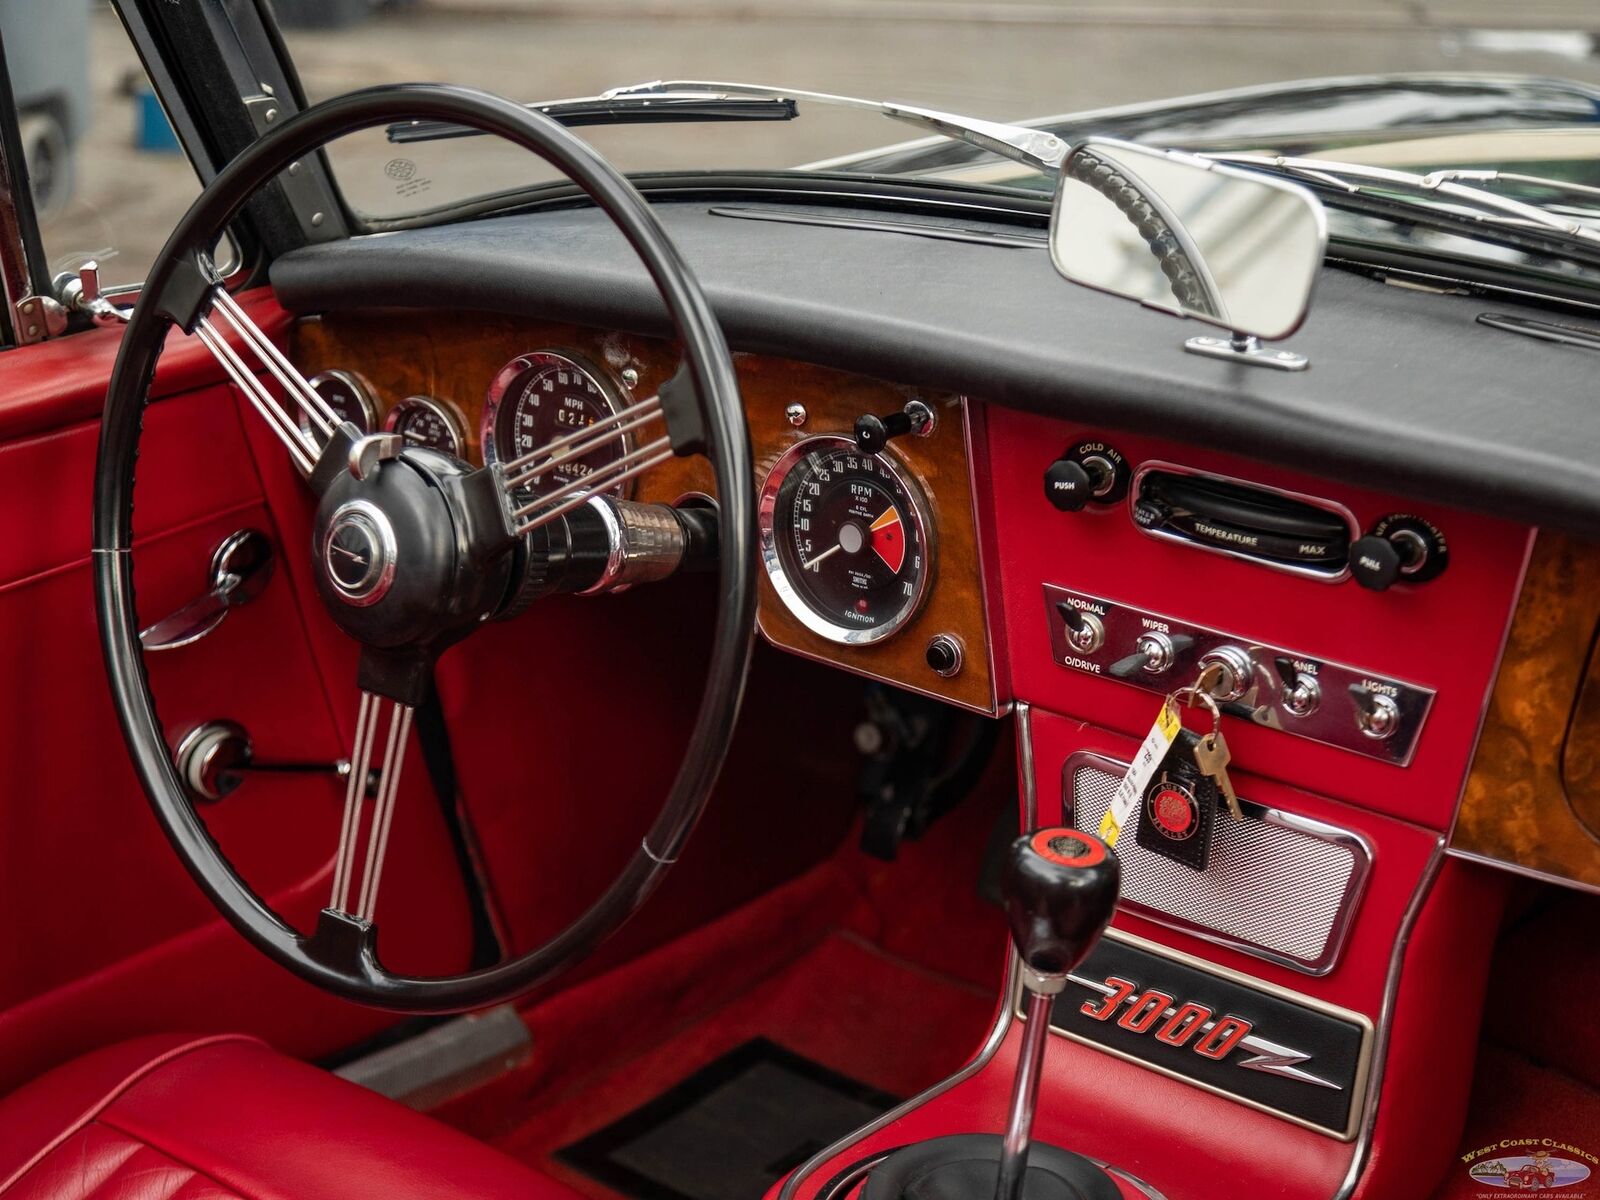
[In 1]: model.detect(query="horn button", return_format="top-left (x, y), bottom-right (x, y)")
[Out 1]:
top-left (322, 501), bottom-right (396, 606)
top-left (310, 450), bottom-right (505, 653)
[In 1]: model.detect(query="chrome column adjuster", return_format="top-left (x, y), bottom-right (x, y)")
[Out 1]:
top-left (321, 499), bottom-right (397, 607)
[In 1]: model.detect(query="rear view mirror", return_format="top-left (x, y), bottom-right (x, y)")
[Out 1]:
top-left (1050, 138), bottom-right (1327, 370)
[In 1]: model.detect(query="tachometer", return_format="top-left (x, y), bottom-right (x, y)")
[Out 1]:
top-left (385, 395), bottom-right (466, 458)
top-left (481, 351), bottom-right (631, 498)
top-left (759, 436), bottom-right (933, 645)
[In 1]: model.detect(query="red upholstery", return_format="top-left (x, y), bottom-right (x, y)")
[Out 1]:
top-left (0, 1035), bottom-right (581, 1200)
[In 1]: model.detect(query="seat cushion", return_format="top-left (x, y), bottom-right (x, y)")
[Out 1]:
top-left (0, 1033), bottom-right (579, 1200)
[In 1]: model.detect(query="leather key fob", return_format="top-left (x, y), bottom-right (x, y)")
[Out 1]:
top-left (1135, 728), bottom-right (1218, 872)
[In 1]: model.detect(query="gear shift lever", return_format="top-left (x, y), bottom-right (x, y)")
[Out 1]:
top-left (997, 827), bottom-right (1120, 1200)
top-left (861, 825), bottom-right (1121, 1200)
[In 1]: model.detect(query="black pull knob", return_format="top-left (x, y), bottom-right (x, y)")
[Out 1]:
top-left (1352, 515), bottom-right (1448, 591)
top-left (854, 410), bottom-right (914, 454)
top-left (1003, 827), bottom-right (1120, 980)
top-left (1349, 534), bottom-right (1412, 591)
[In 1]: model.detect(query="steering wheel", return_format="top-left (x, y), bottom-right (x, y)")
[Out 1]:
top-left (93, 85), bottom-right (755, 1013)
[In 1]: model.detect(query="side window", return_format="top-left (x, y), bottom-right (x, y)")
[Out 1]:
top-left (2, 1), bottom-right (232, 294)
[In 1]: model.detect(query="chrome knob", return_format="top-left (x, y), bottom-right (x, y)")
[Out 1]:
top-left (1354, 690), bottom-right (1401, 740)
top-left (1135, 631), bottom-right (1176, 673)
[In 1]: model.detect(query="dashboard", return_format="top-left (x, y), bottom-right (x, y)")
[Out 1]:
top-left (274, 196), bottom-right (1600, 1178)
top-left (291, 312), bottom-right (998, 713)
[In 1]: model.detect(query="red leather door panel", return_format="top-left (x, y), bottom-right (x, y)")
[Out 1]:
top-left (0, 295), bottom-right (473, 1094)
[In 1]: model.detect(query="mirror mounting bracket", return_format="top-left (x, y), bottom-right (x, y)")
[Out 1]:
top-left (1184, 332), bottom-right (1309, 373)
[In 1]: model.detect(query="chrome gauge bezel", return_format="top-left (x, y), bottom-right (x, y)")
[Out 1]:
top-left (303, 369), bottom-right (379, 439)
top-left (384, 394), bottom-right (468, 458)
top-left (758, 434), bottom-right (935, 646)
top-left (480, 350), bottom-right (634, 497)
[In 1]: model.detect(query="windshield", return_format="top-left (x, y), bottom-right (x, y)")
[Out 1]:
top-left (282, 5), bottom-right (1600, 276)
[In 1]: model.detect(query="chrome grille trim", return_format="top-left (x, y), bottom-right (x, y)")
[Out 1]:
top-left (1066, 752), bottom-right (1371, 975)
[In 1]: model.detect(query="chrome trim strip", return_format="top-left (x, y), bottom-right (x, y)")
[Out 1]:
top-left (1016, 701), bottom-right (1037, 826)
top-left (775, 702), bottom-right (1037, 1200)
top-left (1040, 926), bottom-right (1375, 1142)
top-left (1129, 459), bottom-right (1359, 584)
top-left (1333, 838), bottom-right (1445, 1197)
top-left (1064, 750), bottom-right (1373, 975)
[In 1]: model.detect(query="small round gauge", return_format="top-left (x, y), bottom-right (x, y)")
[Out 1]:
top-left (481, 351), bottom-right (632, 498)
top-left (304, 370), bottom-right (378, 440)
top-left (759, 436), bottom-right (933, 645)
top-left (385, 395), bottom-right (466, 458)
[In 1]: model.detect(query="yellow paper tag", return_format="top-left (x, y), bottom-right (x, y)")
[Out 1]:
top-left (1099, 699), bottom-right (1182, 847)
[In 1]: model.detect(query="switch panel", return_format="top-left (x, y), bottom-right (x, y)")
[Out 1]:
top-left (1043, 585), bottom-right (1434, 765)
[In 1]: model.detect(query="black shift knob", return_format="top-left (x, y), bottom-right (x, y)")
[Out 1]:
top-left (1002, 827), bottom-right (1120, 979)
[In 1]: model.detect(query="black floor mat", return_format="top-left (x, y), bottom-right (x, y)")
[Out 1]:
top-left (556, 1038), bottom-right (900, 1200)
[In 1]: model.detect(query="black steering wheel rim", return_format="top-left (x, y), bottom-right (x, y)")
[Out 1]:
top-left (93, 83), bottom-right (756, 1014)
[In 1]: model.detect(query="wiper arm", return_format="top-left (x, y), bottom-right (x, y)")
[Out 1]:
top-left (1207, 153), bottom-right (1600, 248)
top-left (604, 80), bottom-right (1067, 172)
top-left (388, 93), bottom-right (798, 144)
top-left (387, 79), bottom-right (1068, 174)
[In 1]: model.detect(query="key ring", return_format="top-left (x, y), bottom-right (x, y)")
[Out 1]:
top-left (1172, 663), bottom-right (1224, 731)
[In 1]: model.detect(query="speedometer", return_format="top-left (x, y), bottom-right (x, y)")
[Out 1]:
top-left (759, 436), bottom-right (933, 645)
top-left (481, 351), bottom-right (631, 499)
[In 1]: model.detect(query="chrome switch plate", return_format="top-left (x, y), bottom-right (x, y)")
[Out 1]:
top-left (1042, 585), bottom-right (1434, 766)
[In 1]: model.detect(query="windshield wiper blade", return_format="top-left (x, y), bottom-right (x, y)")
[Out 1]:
top-left (604, 80), bottom-right (1068, 173)
top-left (387, 93), bottom-right (798, 144)
top-left (1207, 153), bottom-right (1600, 248)
top-left (387, 80), bottom-right (1068, 174)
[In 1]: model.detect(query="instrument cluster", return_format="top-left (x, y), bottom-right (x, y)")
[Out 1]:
top-left (306, 351), bottom-right (643, 506)
top-left (291, 315), bottom-right (997, 714)
top-left (304, 351), bottom-right (946, 652)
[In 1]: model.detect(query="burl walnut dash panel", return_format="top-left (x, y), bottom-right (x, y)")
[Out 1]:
top-left (1454, 530), bottom-right (1600, 887)
top-left (291, 313), bottom-right (997, 713)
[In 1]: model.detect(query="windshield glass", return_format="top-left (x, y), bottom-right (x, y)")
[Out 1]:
top-left (283, 3), bottom-right (1600, 271)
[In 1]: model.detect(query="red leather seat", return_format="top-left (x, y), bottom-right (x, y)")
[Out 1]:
top-left (0, 1034), bottom-right (580, 1200)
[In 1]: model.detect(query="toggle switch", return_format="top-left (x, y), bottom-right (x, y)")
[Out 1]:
top-left (1350, 685), bottom-right (1401, 740)
top-left (1274, 657), bottom-right (1322, 718)
top-left (1055, 602), bottom-right (1105, 654)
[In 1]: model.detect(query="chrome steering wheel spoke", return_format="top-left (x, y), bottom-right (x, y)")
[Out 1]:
top-left (191, 282), bottom-right (343, 478)
top-left (496, 389), bottom-right (675, 536)
top-left (329, 689), bottom-right (415, 924)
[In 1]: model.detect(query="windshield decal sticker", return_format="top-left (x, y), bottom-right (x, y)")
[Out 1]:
top-left (385, 157), bottom-right (432, 201)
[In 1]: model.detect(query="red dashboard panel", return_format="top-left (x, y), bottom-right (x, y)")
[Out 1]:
top-left (981, 405), bottom-right (1532, 830)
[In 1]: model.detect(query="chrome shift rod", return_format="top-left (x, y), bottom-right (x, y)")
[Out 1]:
top-left (994, 827), bottom-right (1120, 1200)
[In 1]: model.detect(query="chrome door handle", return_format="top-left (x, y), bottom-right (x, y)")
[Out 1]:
top-left (140, 529), bottom-right (275, 652)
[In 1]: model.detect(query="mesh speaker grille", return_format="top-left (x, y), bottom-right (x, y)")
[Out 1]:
top-left (1069, 758), bottom-right (1364, 971)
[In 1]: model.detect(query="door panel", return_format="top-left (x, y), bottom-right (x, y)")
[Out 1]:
top-left (0, 296), bottom-right (473, 1092)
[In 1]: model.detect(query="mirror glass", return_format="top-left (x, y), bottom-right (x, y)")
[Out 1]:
top-left (1050, 139), bottom-right (1327, 341)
